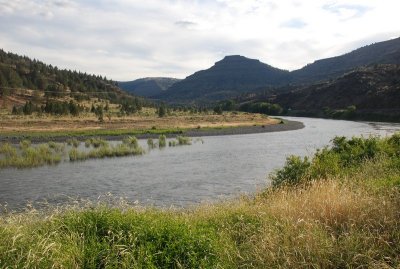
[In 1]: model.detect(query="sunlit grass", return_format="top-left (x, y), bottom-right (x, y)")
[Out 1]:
top-left (0, 141), bottom-right (64, 168)
top-left (69, 139), bottom-right (144, 161)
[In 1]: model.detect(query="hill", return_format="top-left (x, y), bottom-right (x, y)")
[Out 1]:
top-left (156, 55), bottom-right (290, 103)
top-left (273, 64), bottom-right (400, 121)
top-left (0, 49), bottom-right (140, 109)
top-left (118, 77), bottom-right (181, 97)
top-left (158, 37), bottom-right (400, 104)
top-left (291, 37), bottom-right (400, 83)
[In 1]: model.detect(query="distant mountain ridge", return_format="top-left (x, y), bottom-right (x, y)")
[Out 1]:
top-left (118, 77), bottom-right (181, 97)
top-left (154, 37), bottom-right (400, 103)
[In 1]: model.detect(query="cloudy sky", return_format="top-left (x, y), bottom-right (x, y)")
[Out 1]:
top-left (0, 0), bottom-right (399, 81)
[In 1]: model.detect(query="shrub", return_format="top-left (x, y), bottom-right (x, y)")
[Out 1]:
top-left (271, 155), bottom-right (311, 187)
top-left (147, 138), bottom-right (155, 148)
top-left (158, 135), bottom-right (166, 148)
top-left (177, 136), bottom-right (191, 145)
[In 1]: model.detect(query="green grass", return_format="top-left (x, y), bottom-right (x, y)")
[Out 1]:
top-left (0, 141), bottom-right (64, 168)
top-left (0, 121), bottom-right (282, 142)
top-left (0, 127), bottom-right (187, 141)
top-left (69, 139), bottom-right (144, 161)
top-left (1, 134), bottom-right (399, 268)
top-left (158, 135), bottom-right (166, 148)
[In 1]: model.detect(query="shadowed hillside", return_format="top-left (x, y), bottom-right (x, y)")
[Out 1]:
top-left (118, 77), bottom-right (181, 97)
top-left (291, 37), bottom-right (400, 83)
top-left (273, 64), bottom-right (400, 121)
top-left (156, 55), bottom-right (290, 103)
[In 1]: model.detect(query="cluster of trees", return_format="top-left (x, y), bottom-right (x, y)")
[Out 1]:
top-left (12, 100), bottom-right (85, 116)
top-left (322, 105), bottom-right (357, 119)
top-left (119, 99), bottom-right (143, 115)
top-left (211, 100), bottom-right (283, 116)
top-left (239, 102), bottom-right (283, 115)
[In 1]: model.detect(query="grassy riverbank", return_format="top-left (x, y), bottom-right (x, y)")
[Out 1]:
top-left (0, 110), bottom-right (280, 141)
top-left (1, 135), bottom-right (399, 268)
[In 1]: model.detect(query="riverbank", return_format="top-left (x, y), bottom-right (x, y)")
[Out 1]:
top-left (1, 135), bottom-right (399, 268)
top-left (0, 119), bottom-right (304, 143)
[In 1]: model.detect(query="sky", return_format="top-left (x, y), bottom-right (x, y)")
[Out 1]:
top-left (0, 0), bottom-right (399, 81)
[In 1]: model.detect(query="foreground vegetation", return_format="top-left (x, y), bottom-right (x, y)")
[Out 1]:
top-left (0, 134), bottom-right (399, 267)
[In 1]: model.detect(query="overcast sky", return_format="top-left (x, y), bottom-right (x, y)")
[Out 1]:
top-left (0, 0), bottom-right (399, 81)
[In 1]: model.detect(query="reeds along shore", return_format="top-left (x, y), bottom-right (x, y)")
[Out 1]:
top-left (0, 134), bottom-right (399, 268)
top-left (0, 135), bottom-right (195, 168)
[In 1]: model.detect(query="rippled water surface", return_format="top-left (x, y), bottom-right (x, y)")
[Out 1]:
top-left (1, 117), bottom-right (400, 209)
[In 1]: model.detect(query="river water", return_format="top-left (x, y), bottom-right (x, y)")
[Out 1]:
top-left (1, 117), bottom-right (400, 209)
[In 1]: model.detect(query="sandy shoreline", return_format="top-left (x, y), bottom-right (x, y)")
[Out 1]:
top-left (0, 120), bottom-right (304, 143)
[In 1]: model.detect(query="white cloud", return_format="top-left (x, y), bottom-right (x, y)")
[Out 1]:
top-left (0, 0), bottom-right (399, 80)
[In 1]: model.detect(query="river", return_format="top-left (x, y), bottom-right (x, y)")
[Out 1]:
top-left (1, 117), bottom-right (400, 209)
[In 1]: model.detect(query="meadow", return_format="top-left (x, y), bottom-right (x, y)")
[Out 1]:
top-left (0, 134), bottom-right (399, 268)
top-left (0, 107), bottom-right (278, 140)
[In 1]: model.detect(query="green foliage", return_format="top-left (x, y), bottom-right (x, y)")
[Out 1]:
top-left (239, 102), bottom-right (283, 115)
top-left (84, 137), bottom-right (108, 148)
top-left (41, 100), bottom-right (84, 116)
top-left (272, 134), bottom-right (400, 187)
top-left (271, 156), bottom-right (311, 187)
top-left (157, 103), bottom-right (167, 117)
top-left (69, 141), bottom-right (144, 161)
top-left (122, 136), bottom-right (139, 148)
top-left (120, 99), bottom-right (142, 115)
top-left (158, 134), bottom-right (166, 148)
top-left (177, 136), bottom-right (192, 145)
top-left (0, 142), bottom-right (63, 168)
top-left (147, 138), bottom-right (155, 148)
top-left (66, 138), bottom-right (80, 148)
top-left (213, 105), bottom-right (223, 115)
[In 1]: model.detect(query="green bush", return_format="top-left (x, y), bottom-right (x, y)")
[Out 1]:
top-left (158, 135), bottom-right (166, 148)
top-left (272, 134), bottom-right (400, 187)
top-left (271, 156), bottom-right (311, 187)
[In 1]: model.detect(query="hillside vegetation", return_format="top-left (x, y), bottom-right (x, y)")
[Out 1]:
top-left (0, 49), bottom-right (144, 111)
top-left (1, 134), bottom-right (399, 268)
top-left (274, 64), bottom-right (400, 121)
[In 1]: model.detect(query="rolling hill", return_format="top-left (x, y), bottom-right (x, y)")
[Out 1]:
top-left (0, 49), bottom-right (142, 109)
top-left (275, 64), bottom-right (400, 110)
top-left (291, 37), bottom-right (400, 83)
top-left (118, 77), bottom-right (180, 97)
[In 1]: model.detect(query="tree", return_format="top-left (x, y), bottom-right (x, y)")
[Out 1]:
top-left (22, 101), bottom-right (34, 115)
top-left (158, 103), bottom-right (167, 117)
top-left (213, 105), bottom-right (223, 115)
